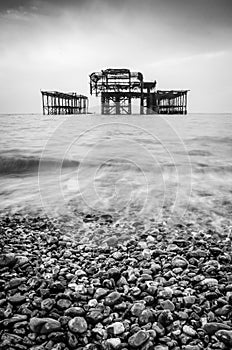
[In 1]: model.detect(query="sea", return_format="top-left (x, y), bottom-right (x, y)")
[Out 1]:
top-left (0, 113), bottom-right (231, 231)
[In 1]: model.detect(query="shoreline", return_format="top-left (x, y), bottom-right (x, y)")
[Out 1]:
top-left (0, 213), bottom-right (232, 349)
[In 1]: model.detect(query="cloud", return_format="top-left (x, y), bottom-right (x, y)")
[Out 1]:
top-left (0, 0), bottom-right (232, 113)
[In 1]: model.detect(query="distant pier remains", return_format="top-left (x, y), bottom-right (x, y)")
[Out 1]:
top-left (90, 68), bottom-right (189, 115)
top-left (41, 91), bottom-right (88, 115)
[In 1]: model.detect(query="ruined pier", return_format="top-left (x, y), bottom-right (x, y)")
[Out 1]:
top-left (41, 91), bottom-right (88, 115)
top-left (90, 68), bottom-right (189, 115)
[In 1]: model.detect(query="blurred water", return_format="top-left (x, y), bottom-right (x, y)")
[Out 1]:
top-left (0, 113), bottom-right (231, 226)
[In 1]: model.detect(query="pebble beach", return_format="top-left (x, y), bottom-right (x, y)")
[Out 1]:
top-left (1, 213), bottom-right (232, 350)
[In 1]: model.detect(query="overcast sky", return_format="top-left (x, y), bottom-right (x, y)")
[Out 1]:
top-left (0, 0), bottom-right (232, 113)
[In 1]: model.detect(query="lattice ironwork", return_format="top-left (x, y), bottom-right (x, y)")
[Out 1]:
top-left (41, 91), bottom-right (88, 115)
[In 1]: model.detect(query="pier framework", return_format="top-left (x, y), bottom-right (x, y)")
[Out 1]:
top-left (90, 68), bottom-right (189, 115)
top-left (41, 91), bottom-right (88, 115)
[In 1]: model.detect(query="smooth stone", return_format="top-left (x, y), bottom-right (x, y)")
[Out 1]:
top-left (94, 288), bottom-right (108, 300)
top-left (157, 310), bottom-right (173, 326)
top-left (201, 278), bottom-right (218, 286)
top-left (56, 299), bottom-right (72, 309)
top-left (8, 294), bottom-right (26, 304)
top-left (117, 276), bottom-right (128, 287)
top-left (158, 287), bottom-right (173, 298)
top-left (139, 309), bottom-right (154, 325)
top-left (30, 317), bottom-right (61, 334)
top-left (67, 331), bottom-right (78, 348)
top-left (215, 305), bottom-right (230, 316)
top-left (154, 346), bottom-right (169, 350)
top-left (88, 299), bottom-right (98, 307)
top-left (128, 330), bottom-right (149, 347)
top-left (9, 277), bottom-right (26, 288)
top-left (146, 235), bottom-right (155, 243)
top-left (142, 249), bottom-right (152, 260)
top-left (183, 296), bottom-right (196, 306)
top-left (105, 291), bottom-right (122, 306)
top-left (41, 298), bottom-right (54, 311)
top-left (105, 338), bottom-right (121, 349)
top-left (161, 300), bottom-right (175, 311)
top-left (203, 322), bottom-right (232, 335)
top-left (131, 302), bottom-right (146, 316)
top-left (173, 267), bottom-right (183, 274)
top-left (105, 236), bottom-right (118, 247)
top-left (188, 249), bottom-right (207, 258)
top-left (3, 315), bottom-right (27, 326)
top-left (112, 252), bottom-right (123, 260)
top-left (107, 268), bottom-right (121, 280)
top-left (172, 256), bottom-right (188, 268)
top-left (183, 325), bottom-right (196, 337)
top-left (184, 346), bottom-right (201, 350)
top-left (107, 321), bottom-right (125, 335)
top-left (64, 307), bottom-right (85, 317)
top-left (0, 253), bottom-right (16, 267)
top-left (16, 256), bottom-right (29, 266)
top-left (86, 310), bottom-right (104, 323)
top-left (68, 316), bottom-right (88, 333)
top-left (216, 330), bottom-right (232, 346)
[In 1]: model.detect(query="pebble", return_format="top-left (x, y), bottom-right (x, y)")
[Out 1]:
top-left (183, 325), bottom-right (197, 337)
top-left (64, 306), bottom-right (85, 317)
top-left (172, 256), bottom-right (188, 268)
top-left (107, 321), bottom-right (125, 335)
top-left (216, 329), bottom-right (232, 346)
top-left (94, 288), bottom-right (108, 299)
top-left (105, 338), bottom-right (121, 349)
top-left (56, 298), bottom-right (72, 309)
top-left (68, 316), bottom-right (88, 333)
top-left (29, 317), bottom-right (61, 334)
top-left (1, 214), bottom-right (232, 350)
top-left (0, 253), bottom-right (16, 267)
top-left (41, 298), bottom-right (54, 311)
top-left (9, 277), bottom-right (26, 288)
top-left (17, 255), bottom-right (29, 266)
top-left (105, 291), bottom-right (122, 306)
top-left (201, 278), bottom-right (218, 286)
top-left (203, 322), bottom-right (232, 335)
top-left (128, 330), bottom-right (149, 347)
top-left (87, 309), bottom-right (104, 323)
top-left (131, 302), bottom-right (146, 316)
top-left (8, 294), bottom-right (26, 304)
top-left (183, 296), bottom-right (196, 306)
top-left (161, 300), bottom-right (175, 311)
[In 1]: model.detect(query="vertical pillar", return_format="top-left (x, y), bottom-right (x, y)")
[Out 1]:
top-left (181, 94), bottom-right (184, 114)
top-left (128, 96), bottom-right (132, 114)
top-left (47, 95), bottom-right (49, 115)
top-left (42, 93), bottom-right (45, 115)
top-left (184, 93), bottom-right (187, 114)
top-left (101, 93), bottom-right (105, 115)
top-left (53, 96), bottom-right (56, 115)
top-left (140, 97), bottom-right (144, 115)
top-left (115, 94), bottom-right (120, 114)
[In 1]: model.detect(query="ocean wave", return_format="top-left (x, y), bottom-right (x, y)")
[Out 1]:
top-left (0, 155), bottom-right (79, 175)
top-left (189, 150), bottom-right (212, 156)
top-left (189, 136), bottom-right (232, 144)
top-left (196, 163), bottom-right (232, 174)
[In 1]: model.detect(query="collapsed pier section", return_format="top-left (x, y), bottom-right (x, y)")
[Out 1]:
top-left (41, 91), bottom-right (88, 115)
top-left (90, 68), bottom-right (189, 115)
top-left (157, 90), bottom-right (188, 114)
